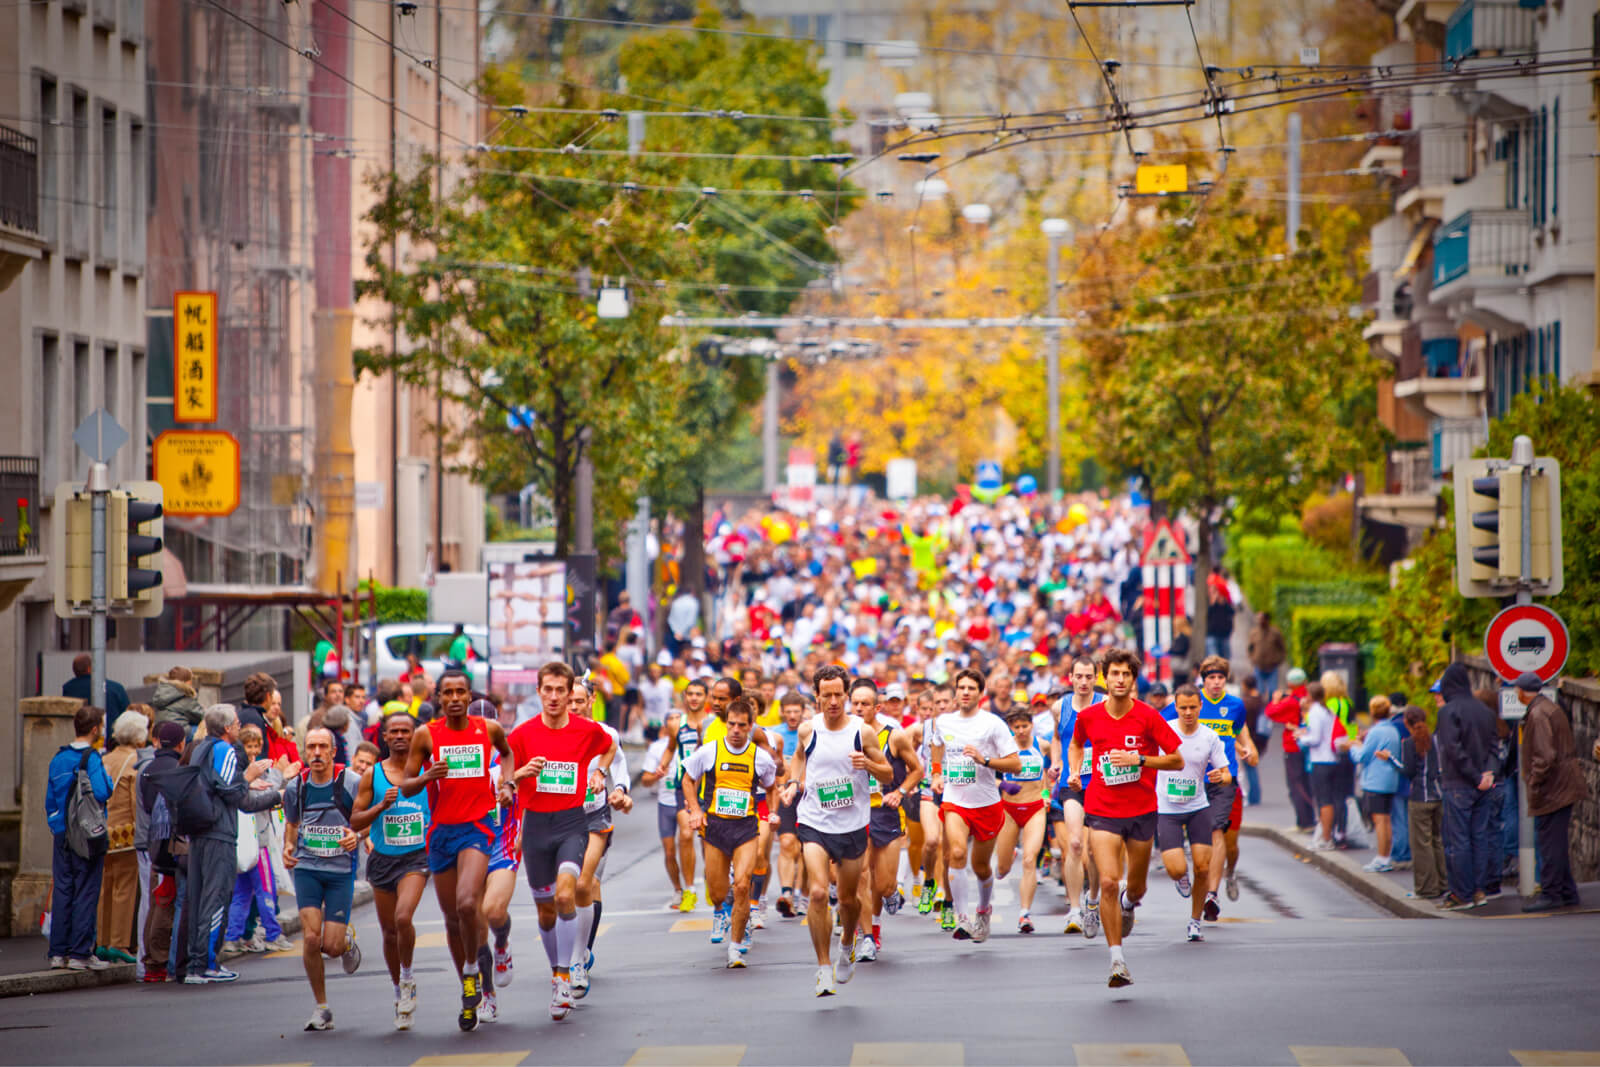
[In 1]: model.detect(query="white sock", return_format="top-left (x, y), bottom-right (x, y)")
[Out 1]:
top-left (1109, 945), bottom-right (1125, 964)
top-left (572, 904), bottom-right (595, 967)
top-left (394, 982), bottom-right (402, 998)
top-left (463, 960), bottom-right (477, 976)
top-left (539, 923), bottom-right (559, 969)
top-left (977, 875), bottom-right (995, 913)
top-left (948, 869), bottom-right (970, 915)
top-left (897, 851), bottom-right (912, 886)
top-left (554, 911), bottom-right (578, 972)
top-left (1378, 854), bottom-right (1391, 864)
top-left (400, 965), bottom-right (413, 983)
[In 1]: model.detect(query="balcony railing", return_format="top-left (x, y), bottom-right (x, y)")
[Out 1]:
top-left (0, 457), bottom-right (41, 557)
top-left (1432, 209), bottom-right (1529, 289)
top-left (1398, 126), bottom-right (1471, 196)
top-left (1445, 0), bottom-right (1541, 61)
top-left (1386, 448), bottom-right (1434, 496)
top-left (0, 125), bottom-right (39, 234)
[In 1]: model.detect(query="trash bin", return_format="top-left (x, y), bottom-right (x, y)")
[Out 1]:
top-left (1318, 642), bottom-right (1363, 712)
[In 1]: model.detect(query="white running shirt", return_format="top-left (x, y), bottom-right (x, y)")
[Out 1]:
top-left (796, 718), bottom-right (871, 833)
top-left (1156, 723), bottom-right (1228, 815)
top-left (933, 711), bottom-right (1019, 808)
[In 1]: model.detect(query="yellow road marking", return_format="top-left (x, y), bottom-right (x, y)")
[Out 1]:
top-left (414, 931), bottom-right (449, 949)
top-left (410, 1055), bottom-right (530, 1067)
top-left (1215, 916), bottom-right (1273, 923)
top-left (1074, 1044), bottom-right (1191, 1065)
top-left (626, 1046), bottom-right (745, 1066)
top-left (1512, 1053), bottom-right (1600, 1066)
top-left (851, 1042), bottom-right (964, 1065)
top-left (669, 918), bottom-right (712, 932)
top-left (1291, 1047), bottom-right (1411, 1066)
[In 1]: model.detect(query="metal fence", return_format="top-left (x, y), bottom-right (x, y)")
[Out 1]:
top-left (0, 125), bottom-right (39, 233)
top-left (0, 456), bottom-right (41, 557)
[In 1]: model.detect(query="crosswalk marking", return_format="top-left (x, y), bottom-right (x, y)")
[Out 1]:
top-left (850, 1042), bottom-right (964, 1065)
top-left (414, 931), bottom-right (449, 949)
top-left (669, 918), bottom-right (713, 933)
top-left (626, 1045), bottom-right (746, 1066)
top-left (1291, 1046), bottom-right (1411, 1066)
top-left (409, 1055), bottom-right (530, 1067)
top-left (1073, 1043), bottom-right (1191, 1065)
top-left (1512, 1053), bottom-right (1600, 1066)
top-left (262, 944), bottom-right (301, 959)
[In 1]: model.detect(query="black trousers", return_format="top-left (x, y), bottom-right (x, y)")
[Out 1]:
top-left (1535, 804), bottom-right (1578, 904)
top-left (1284, 751), bottom-right (1316, 830)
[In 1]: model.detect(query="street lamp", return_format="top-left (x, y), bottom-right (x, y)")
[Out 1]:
top-left (1041, 218), bottom-right (1072, 497)
top-left (961, 203), bottom-right (992, 225)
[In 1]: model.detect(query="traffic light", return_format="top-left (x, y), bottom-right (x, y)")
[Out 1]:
top-left (52, 482), bottom-right (93, 618)
top-left (110, 481), bottom-right (164, 617)
top-left (1453, 453), bottom-right (1562, 599)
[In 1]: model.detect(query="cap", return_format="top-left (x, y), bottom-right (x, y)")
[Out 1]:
top-left (656, 649), bottom-right (674, 666)
top-left (1513, 671), bottom-right (1544, 692)
top-left (1030, 692), bottom-right (1049, 707)
top-left (883, 683), bottom-right (906, 700)
top-left (154, 721), bottom-right (186, 748)
top-left (382, 700), bottom-right (411, 716)
top-left (1428, 676), bottom-right (1443, 694)
top-left (1147, 683), bottom-right (1170, 699)
top-left (1286, 667), bottom-right (1307, 687)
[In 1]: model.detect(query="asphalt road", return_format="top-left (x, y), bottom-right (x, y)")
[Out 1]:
top-left (9, 797), bottom-right (1600, 1067)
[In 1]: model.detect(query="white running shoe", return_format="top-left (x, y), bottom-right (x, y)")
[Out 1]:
top-left (569, 961), bottom-right (589, 1000)
top-left (1064, 907), bottom-right (1084, 934)
top-left (1083, 900), bottom-right (1101, 940)
top-left (1120, 889), bottom-right (1139, 937)
top-left (1225, 870), bottom-right (1240, 900)
top-left (814, 965), bottom-right (836, 997)
top-left (1175, 874), bottom-right (1192, 898)
top-left (726, 943), bottom-right (746, 969)
top-left (550, 978), bottom-right (575, 1020)
top-left (752, 907), bottom-right (766, 930)
top-left (951, 915), bottom-right (974, 941)
top-left (494, 946), bottom-right (514, 987)
top-left (1108, 959), bottom-right (1133, 988)
top-left (480, 990), bottom-right (498, 1023)
top-left (304, 1005), bottom-right (335, 1031)
top-left (398, 977), bottom-right (418, 1016)
top-left (340, 927), bottom-right (361, 974)
top-left (1186, 918), bottom-right (1205, 943)
top-left (834, 939), bottom-right (856, 985)
top-left (856, 935), bottom-right (877, 962)
top-left (394, 998), bottom-right (411, 1031)
top-left (971, 909), bottom-right (992, 943)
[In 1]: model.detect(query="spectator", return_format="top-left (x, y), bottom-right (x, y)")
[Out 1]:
top-left (1240, 675), bottom-right (1268, 806)
top-left (1515, 673), bottom-right (1588, 911)
top-left (1433, 664), bottom-right (1498, 909)
top-left (447, 622), bottom-right (475, 667)
top-left (1475, 686), bottom-right (1517, 899)
top-left (1399, 705), bottom-right (1445, 901)
top-left (1168, 616), bottom-right (1193, 684)
top-left (1350, 695), bottom-right (1403, 873)
top-left (318, 679), bottom-right (345, 714)
top-left (640, 661), bottom-right (674, 741)
top-left (184, 703), bottom-right (282, 984)
top-left (344, 683), bottom-right (368, 718)
top-left (97, 711), bottom-right (148, 962)
top-left (1298, 681), bottom-right (1344, 851)
top-left (1203, 583), bottom-right (1235, 660)
top-left (1387, 692), bottom-right (1413, 865)
top-left (137, 721), bottom-right (186, 982)
top-left (1267, 668), bottom-right (1314, 831)
top-left (239, 673), bottom-right (275, 739)
top-left (221, 725), bottom-right (294, 955)
top-left (150, 667), bottom-right (204, 731)
top-left (45, 704), bottom-right (114, 970)
top-left (264, 692), bottom-right (300, 765)
top-left (322, 705), bottom-right (354, 765)
top-left (408, 672), bottom-right (436, 722)
top-left (1247, 612), bottom-right (1287, 697)
top-left (1322, 672), bottom-right (1358, 847)
top-left (62, 654), bottom-right (129, 728)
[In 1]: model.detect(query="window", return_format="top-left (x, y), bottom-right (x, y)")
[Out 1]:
top-left (845, 39), bottom-right (865, 58)
top-left (73, 340), bottom-right (91, 478)
top-left (100, 105), bottom-right (118, 259)
top-left (130, 348), bottom-right (145, 466)
top-left (814, 14), bottom-right (832, 46)
top-left (1551, 99), bottom-right (1559, 220)
top-left (103, 344), bottom-right (119, 425)
top-left (1553, 321), bottom-right (1561, 382)
top-left (69, 88), bottom-right (89, 256)
top-left (36, 75), bottom-right (58, 245)
top-left (128, 119), bottom-right (145, 264)
top-left (40, 335), bottom-right (60, 487)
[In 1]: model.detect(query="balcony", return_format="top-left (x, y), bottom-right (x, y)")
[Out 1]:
top-left (1396, 123), bottom-right (1471, 216)
top-left (0, 456), bottom-right (46, 613)
top-left (1445, 0), bottom-right (1541, 61)
top-left (1359, 445), bottom-right (1439, 530)
top-left (1433, 209), bottom-right (1528, 289)
top-left (0, 125), bottom-right (45, 292)
top-left (1395, 335), bottom-right (1488, 419)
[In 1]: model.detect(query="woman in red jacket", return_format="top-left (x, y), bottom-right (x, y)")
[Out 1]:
top-left (1266, 668), bottom-right (1314, 831)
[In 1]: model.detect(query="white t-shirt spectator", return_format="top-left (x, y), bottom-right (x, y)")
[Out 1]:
top-left (640, 676), bottom-right (674, 726)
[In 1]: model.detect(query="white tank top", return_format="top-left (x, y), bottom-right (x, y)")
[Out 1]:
top-left (796, 717), bottom-right (870, 833)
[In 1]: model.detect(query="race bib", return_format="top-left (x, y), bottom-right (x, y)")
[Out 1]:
top-left (815, 777), bottom-right (856, 810)
top-left (381, 811), bottom-right (424, 848)
top-left (536, 760), bottom-right (580, 794)
top-left (1164, 776), bottom-right (1199, 802)
top-left (945, 755), bottom-right (977, 785)
top-left (1079, 749), bottom-right (1094, 778)
top-left (1098, 753), bottom-right (1142, 786)
top-left (1013, 752), bottom-right (1044, 782)
top-left (713, 787), bottom-right (751, 819)
top-left (438, 744), bottom-right (485, 779)
top-left (300, 824), bottom-right (346, 857)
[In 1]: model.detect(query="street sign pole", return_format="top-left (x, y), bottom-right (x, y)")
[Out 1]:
top-left (1510, 434), bottom-right (1536, 897)
top-left (88, 462), bottom-right (109, 723)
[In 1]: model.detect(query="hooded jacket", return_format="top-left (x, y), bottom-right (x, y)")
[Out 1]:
top-left (1520, 693), bottom-right (1589, 816)
top-left (1432, 663), bottom-right (1497, 791)
top-left (150, 678), bottom-right (204, 727)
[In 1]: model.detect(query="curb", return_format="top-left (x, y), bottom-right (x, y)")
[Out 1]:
top-left (1241, 824), bottom-right (1462, 920)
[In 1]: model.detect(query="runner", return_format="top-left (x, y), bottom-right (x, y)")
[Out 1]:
top-left (996, 708), bottom-right (1048, 933)
top-left (679, 694), bottom-right (779, 969)
top-left (1196, 656), bottom-right (1259, 920)
top-left (855, 678), bottom-right (924, 959)
top-left (351, 712), bottom-right (430, 1031)
top-left (568, 677), bottom-right (632, 998)
top-left (1067, 648), bottom-right (1184, 987)
top-left (901, 690), bottom-right (932, 902)
top-left (282, 727), bottom-right (363, 1032)
top-left (476, 698), bottom-right (523, 1023)
top-left (1048, 655), bottom-right (1102, 937)
top-left (507, 661), bottom-right (615, 1021)
top-left (786, 664), bottom-right (894, 996)
top-left (770, 692), bottom-right (807, 918)
top-left (640, 708), bottom-right (687, 909)
top-left (930, 667), bottom-right (1022, 943)
top-left (913, 683), bottom-right (955, 928)
top-left (399, 669), bottom-right (515, 1031)
top-left (651, 676), bottom-right (712, 912)
top-left (1155, 684), bottom-right (1231, 943)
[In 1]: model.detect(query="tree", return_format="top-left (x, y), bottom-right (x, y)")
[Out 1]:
top-left (1074, 188), bottom-right (1385, 632)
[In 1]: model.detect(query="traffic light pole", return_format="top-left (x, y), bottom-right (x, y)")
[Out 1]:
top-left (1511, 434), bottom-right (1535, 897)
top-left (87, 461), bottom-right (109, 723)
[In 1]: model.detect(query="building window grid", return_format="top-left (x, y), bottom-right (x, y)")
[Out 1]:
top-left (1551, 99), bottom-right (1559, 220)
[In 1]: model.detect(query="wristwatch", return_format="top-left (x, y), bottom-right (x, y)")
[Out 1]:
top-left (1138, 753), bottom-right (1146, 767)
top-left (982, 756), bottom-right (991, 768)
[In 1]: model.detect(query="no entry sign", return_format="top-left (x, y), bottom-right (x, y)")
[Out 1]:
top-left (1484, 603), bottom-right (1568, 684)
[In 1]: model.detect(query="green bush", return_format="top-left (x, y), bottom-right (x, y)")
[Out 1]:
top-left (1289, 604), bottom-right (1381, 682)
top-left (1271, 578), bottom-right (1388, 627)
top-left (1229, 532), bottom-right (1348, 616)
top-left (359, 580), bottom-right (430, 624)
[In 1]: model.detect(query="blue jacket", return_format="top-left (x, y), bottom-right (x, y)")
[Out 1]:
top-left (62, 675), bottom-right (130, 722)
top-left (45, 743), bottom-right (113, 834)
top-left (1351, 719), bottom-right (1403, 795)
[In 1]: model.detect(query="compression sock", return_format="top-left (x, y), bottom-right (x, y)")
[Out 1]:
top-left (555, 911), bottom-right (578, 974)
top-left (977, 875), bottom-right (995, 912)
top-left (587, 900), bottom-right (603, 951)
top-left (539, 923), bottom-right (559, 970)
top-left (476, 944), bottom-right (495, 995)
top-left (948, 869), bottom-right (971, 916)
top-left (871, 922), bottom-right (881, 945)
top-left (493, 919), bottom-right (512, 950)
top-left (572, 905), bottom-right (595, 967)
top-left (751, 873), bottom-right (767, 904)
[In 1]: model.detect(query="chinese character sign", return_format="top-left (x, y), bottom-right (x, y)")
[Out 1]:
top-left (173, 291), bottom-right (217, 423)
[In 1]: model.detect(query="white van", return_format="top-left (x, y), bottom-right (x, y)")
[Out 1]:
top-left (357, 623), bottom-right (491, 692)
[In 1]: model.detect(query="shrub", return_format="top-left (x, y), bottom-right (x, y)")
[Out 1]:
top-left (359, 580), bottom-right (430, 624)
top-left (1229, 532), bottom-right (1348, 616)
top-left (1271, 578), bottom-right (1388, 629)
top-left (1289, 604), bottom-right (1381, 682)
top-left (1300, 491), bottom-right (1355, 556)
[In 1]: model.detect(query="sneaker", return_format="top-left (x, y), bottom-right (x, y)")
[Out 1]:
top-left (1203, 893), bottom-right (1221, 922)
top-left (100, 945), bottom-right (136, 963)
top-left (1362, 858), bottom-right (1396, 873)
top-left (569, 961), bottom-right (590, 999)
top-left (1174, 874), bottom-right (1192, 899)
top-left (458, 972), bottom-right (482, 1032)
top-left (480, 990), bottom-right (498, 1024)
top-left (917, 883), bottom-right (937, 914)
top-left (814, 965), bottom-right (836, 997)
top-left (585, 948), bottom-right (595, 971)
top-left (1308, 837), bottom-right (1335, 852)
top-left (219, 940), bottom-right (246, 956)
top-left (204, 967), bottom-right (239, 983)
top-left (304, 1005), bottom-right (335, 1032)
top-left (1018, 912), bottom-right (1035, 934)
top-left (885, 889), bottom-right (905, 915)
top-left (679, 889), bottom-right (698, 913)
top-left (738, 926), bottom-right (753, 955)
top-left (246, 933), bottom-right (267, 953)
top-left (776, 892), bottom-right (795, 918)
top-left (398, 977), bottom-right (418, 1016)
top-left (265, 935), bottom-right (296, 952)
top-left (1482, 887), bottom-right (1503, 901)
top-left (1063, 908), bottom-right (1083, 934)
top-left (1225, 870), bottom-right (1240, 901)
top-left (726, 943), bottom-right (746, 969)
top-left (1471, 890), bottom-right (1488, 908)
top-left (972, 908), bottom-right (992, 943)
top-left (495, 945), bottom-right (514, 987)
top-left (182, 973), bottom-right (209, 985)
top-left (550, 977), bottom-right (574, 1020)
top-left (940, 904), bottom-right (957, 932)
top-left (834, 938), bottom-right (856, 985)
top-left (341, 927), bottom-right (361, 974)
top-left (1438, 894), bottom-right (1474, 910)
top-left (1119, 891), bottom-right (1138, 937)
top-left (856, 934), bottom-right (877, 962)
top-left (1186, 918), bottom-right (1205, 943)
top-left (710, 906), bottom-right (729, 943)
top-left (68, 955), bottom-right (112, 972)
top-left (1108, 959), bottom-right (1133, 988)
top-left (141, 965), bottom-right (167, 983)
top-left (394, 997), bottom-right (412, 1031)
top-left (752, 906), bottom-right (766, 930)
top-left (1083, 900), bottom-right (1101, 940)
top-left (47, 956), bottom-right (67, 969)
top-left (951, 915), bottom-right (974, 941)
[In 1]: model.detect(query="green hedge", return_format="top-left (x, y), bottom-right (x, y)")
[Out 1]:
top-left (359, 581), bottom-right (430, 624)
top-left (1229, 533), bottom-right (1348, 618)
top-left (1289, 604), bottom-right (1382, 684)
top-left (1271, 578), bottom-right (1387, 627)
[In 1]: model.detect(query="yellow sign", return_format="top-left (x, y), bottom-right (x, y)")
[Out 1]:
top-left (153, 431), bottom-right (239, 516)
top-left (173, 291), bottom-right (218, 423)
top-left (1135, 164), bottom-right (1189, 195)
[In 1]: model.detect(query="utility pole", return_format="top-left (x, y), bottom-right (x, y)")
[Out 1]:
top-left (626, 496), bottom-right (652, 654)
top-left (88, 462), bottom-right (108, 715)
top-left (1511, 434), bottom-right (1536, 898)
top-left (1042, 218), bottom-right (1070, 497)
top-left (1287, 112), bottom-right (1302, 253)
top-left (433, 0), bottom-right (446, 575)
top-left (763, 359), bottom-right (780, 494)
top-left (576, 427), bottom-right (594, 555)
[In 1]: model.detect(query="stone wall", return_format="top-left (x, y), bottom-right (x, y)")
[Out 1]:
top-left (1463, 655), bottom-right (1600, 882)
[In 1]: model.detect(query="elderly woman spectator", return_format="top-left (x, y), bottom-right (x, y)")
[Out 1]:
top-left (1399, 706), bottom-right (1446, 901)
top-left (1350, 696), bottom-right (1403, 873)
top-left (96, 710), bottom-right (149, 961)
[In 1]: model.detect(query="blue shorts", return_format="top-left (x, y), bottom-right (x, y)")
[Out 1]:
top-left (426, 819), bottom-right (496, 874)
top-left (293, 868), bottom-right (356, 925)
top-left (489, 825), bottom-right (521, 873)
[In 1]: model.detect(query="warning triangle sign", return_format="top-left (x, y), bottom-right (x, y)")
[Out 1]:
top-left (1141, 519), bottom-right (1190, 566)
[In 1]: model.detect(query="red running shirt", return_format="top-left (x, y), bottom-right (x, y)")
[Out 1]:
top-left (509, 715), bottom-right (613, 814)
top-left (425, 715), bottom-right (498, 825)
top-left (1071, 699), bottom-right (1182, 819)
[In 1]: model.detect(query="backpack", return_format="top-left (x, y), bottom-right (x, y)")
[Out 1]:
top-left (298, 764), bottom-right (355, 821)
top-left (65, 750), bottom-right (109, 860)
top-left (156, 739), bottom-right (224, 836)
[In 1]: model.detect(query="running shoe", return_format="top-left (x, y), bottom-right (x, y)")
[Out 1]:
top-left (1083, 899), bottom-right (1101, 940)
top-left (459, 972), bottom-right (482, 1032)
top-left (305, 1005), bottom-right (335, 1032)
top-left (550, 977), bottom-right (575, 1020)
top-left (679, 888), bottom-right (698, 913)
top-left (182, 973), bottom-right (209, 985)
top-left (341, 926), bottom-right (361, 974)
top-left (710, 906), bottom-right (729, 944)
top-left (752, 905), bottom-right (767, 930)
top-left (494, 945), bottom-right (514, 986)
top-left (1119, 890), bottom-right (1138, 937)
top-left (1362, 857), bottom-right (1395, 873)
top-left (1225, 870), bottom-right (1240, 901)
top-left (48, 956), bottom-right (67, 970)
top-left (815, 965), bottom-right (836, 997)
top-left (570, 961), bottom-right (590, 999)
top-left (1203, 892), bottom-right (1221, 922)
top-left (972, 908), bottom-right (992, 943)
top-left (219, 940), bottom-right (246, 956)
top-left (398, 977), bottom-right (418, 1016)
top-left (1174, 874), bottom-right (1192, 898)
top-left (1186, 919), bottom-right (1204, 943)
top-left (727, 943), bottom-right (746, 969)
top-left (885, 889), bottom-right (905, 915)
top-left (1018, 912), bottom-right (1035, 934)
top-left (776, 892), bottom-right (795, 918)
top-left (1108, 959), bottom-right (1133, 988)
top-left (586, 948), bottom-right (595, 971)
top-left (940, 904), bottom-right (957, 931)
top-left (917, 883), bottom-right (937, 914)
top-left (201, 967), bottom-right (238, 982)
top-left (951, 915), bottom-right (974, 940)
top-left (738, 926), bottom-right (753, 955)
top-left (69, 956), bottom-right (112, 972)
top-left (1063, 908), bottom-right (1083, 934)
top-left (265, 935), bottom-right (295, 952)
top-left (1437, 894), bottom-right (1473, 910)
top-left (394, 998), bottom-right (411, 1031)
top-left (834, 938), bottom-right (856, 985)
top-left (480, 990), bottom-right (499, 1024)
top-left (246, 933), bottom-right (267, 953)
top-left (856, 934), bottom-right (877, 962)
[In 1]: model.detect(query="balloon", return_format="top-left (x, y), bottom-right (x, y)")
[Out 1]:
top-left (1067, 502), bottom-right (1090, 528)
top-left (1016, 474), bottom-right (1038, 496)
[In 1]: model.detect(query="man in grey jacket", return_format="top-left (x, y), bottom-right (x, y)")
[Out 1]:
top-left (184, 704), bottom-right (281, 984)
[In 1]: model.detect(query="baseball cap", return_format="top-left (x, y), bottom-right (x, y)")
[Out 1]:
top-left (1513, 671), bottom-right (1544, 692)
top-left (154, 721), bottom-right (185, 748)
top-left (1147, 683), bottom-right (1170, 700)
top-left (1428, 676), bottom-right (1443, 694)
top-left (883, 683), bottom-right (906, 700)
top-left (1286, 667), bottom-right (1307, 687)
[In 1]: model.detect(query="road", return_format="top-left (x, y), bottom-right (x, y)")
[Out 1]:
top-left (10, 797), bottom-right (1600, 1066)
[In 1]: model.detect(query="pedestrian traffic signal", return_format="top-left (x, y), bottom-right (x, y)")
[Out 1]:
top-left (51, 482), bottom-right (94, 618)
top-left (1453, 453), bottom-right (1562, 599)
top-left (110, 481), bottom-right (164, 617)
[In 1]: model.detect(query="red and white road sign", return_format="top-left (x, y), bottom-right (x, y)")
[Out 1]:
top-left (1140, 520), bottom-right (1189, 682)
top-left (1484, 603), bottom-right (1568, 684)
